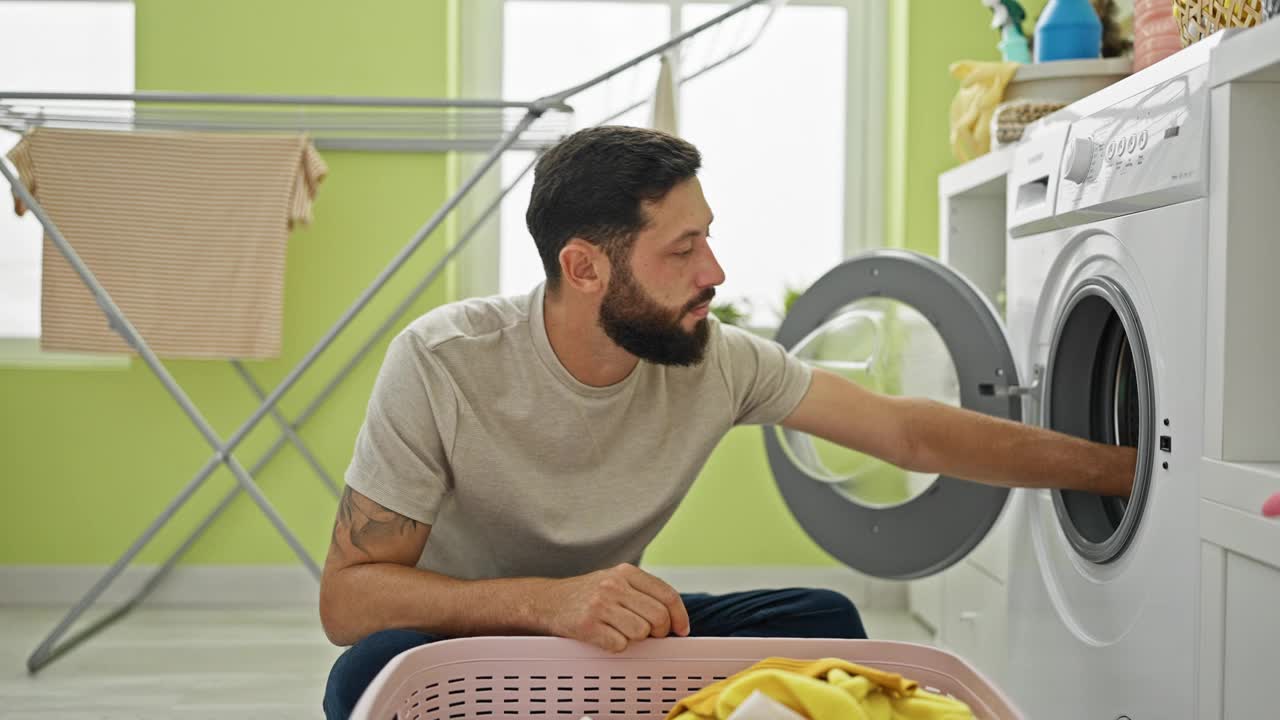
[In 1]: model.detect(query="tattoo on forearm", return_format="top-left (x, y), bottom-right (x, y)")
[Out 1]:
top-left (331, 487), bottom-right (420, 558)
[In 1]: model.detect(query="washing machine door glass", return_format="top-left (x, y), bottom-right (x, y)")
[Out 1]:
top-left (765, 250), bottom-right (1021, 580)
top-left (782, 297), bottom-right (960, 508)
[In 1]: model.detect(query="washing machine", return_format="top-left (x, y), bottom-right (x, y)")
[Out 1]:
top-left (763, 37), bottom-right (1228, 720)
top-left (999, 45), bottom-right (1221, 718)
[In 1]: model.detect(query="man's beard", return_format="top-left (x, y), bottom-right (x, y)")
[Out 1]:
top-left (598, 262), bottom-right (714, 367)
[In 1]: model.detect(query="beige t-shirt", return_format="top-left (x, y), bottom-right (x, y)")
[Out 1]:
top-left (345, 284), bottom-right (812, 580)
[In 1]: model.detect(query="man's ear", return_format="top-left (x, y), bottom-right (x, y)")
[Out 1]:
top-left (559, 238), bottom-right (609, 294)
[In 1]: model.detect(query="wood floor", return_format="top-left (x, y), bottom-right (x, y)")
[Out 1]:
top-left (0, 607), bottom-right (933, 719)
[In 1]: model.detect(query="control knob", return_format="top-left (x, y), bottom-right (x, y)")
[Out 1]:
top-left (1063, 137), bottom-right (1094, 184)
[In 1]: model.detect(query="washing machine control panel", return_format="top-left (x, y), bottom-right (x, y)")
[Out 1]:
top-left (1056, 65), bottom-right (1209, 218)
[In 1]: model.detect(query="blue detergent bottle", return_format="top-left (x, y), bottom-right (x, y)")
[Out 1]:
top-left (1034, 0), bottom-right (1102, 62)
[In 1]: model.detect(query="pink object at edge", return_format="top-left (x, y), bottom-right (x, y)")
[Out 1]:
top-left (1133, 0), bottom-right (1182, 71)
top-left (350, 636), bottom-right (1024, 720)
top-left (1263, 491), bottom-right (1280, 518)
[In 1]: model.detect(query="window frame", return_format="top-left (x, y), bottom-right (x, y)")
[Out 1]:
top-left (454, 0), bottom-right (887, 329)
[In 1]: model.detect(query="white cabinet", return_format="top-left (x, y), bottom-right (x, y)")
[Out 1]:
top-left (967, 501), bottom-right (1013, 585)
top-left (1198, 75), bottom-right (1280, 720)
top-left (938, 561), bottom-right (1008, 684)
top-left (1198, 461), bottom-right (1280, 720)
top-left (1222, 551), bottom-right (1280, 720)
top-left (938, 147), bottom-right (1012, 312)
top-left (908, 573), bottom-right (943, 635)
top-left (916, 506), bottom-right (1012, 685)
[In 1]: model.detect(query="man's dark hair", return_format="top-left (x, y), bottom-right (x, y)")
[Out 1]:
top-left (526, 126), bottom-right (702, 289)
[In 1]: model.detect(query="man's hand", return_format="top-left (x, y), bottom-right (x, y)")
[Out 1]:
top-left (532, 563), bottom-right (690, 653)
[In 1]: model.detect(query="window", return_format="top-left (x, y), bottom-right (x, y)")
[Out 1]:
top-left (0, 0), bottom-right (135, 344)
top-left (467, 0), bottom-right (884, 328)
top-left (497, 1), bottom-right (671, 301)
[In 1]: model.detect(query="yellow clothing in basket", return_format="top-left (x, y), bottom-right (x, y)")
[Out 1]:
top-left (665, 657), bottom-right (972, 720)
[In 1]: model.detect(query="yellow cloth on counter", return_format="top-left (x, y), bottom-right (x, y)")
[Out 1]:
top-left (665, 657), bottom-right (973, 720)
top-left (948, 60), bottom-right (1018, 162)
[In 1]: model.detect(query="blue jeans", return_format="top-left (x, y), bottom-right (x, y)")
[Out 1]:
top-left (322, 587), bottom-right (865, 719)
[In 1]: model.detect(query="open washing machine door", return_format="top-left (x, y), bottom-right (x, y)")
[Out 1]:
top-left (764, 250), bottom-right (1022, 580)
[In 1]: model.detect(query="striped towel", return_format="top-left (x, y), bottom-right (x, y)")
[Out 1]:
top-left (7, 128), bottom-right (327, 359)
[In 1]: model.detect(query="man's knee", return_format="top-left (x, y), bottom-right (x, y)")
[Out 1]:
top-left (323, 629), bottom-right (439, 720)
top-left (799, 588), bottom-right (866, 639)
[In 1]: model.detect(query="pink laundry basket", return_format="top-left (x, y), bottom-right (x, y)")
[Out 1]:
top-left (350, 636), bottom-right (1023, 720)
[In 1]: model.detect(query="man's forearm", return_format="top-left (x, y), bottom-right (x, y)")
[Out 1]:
top-left (320, 563), bottom-right (551, 646)
top-left (901, 398), bottom-right (1137, 496)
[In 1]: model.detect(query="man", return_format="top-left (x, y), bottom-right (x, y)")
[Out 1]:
top-left (319, 126), bottom-right (1135, 718)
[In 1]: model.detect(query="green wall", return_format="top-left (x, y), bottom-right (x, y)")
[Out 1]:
top-left (885, 0), bottom-right (1047, 255)
top-left (0, 0), bottom-right (459, 565)
top-left (647, 426), bottom-right (837, 566)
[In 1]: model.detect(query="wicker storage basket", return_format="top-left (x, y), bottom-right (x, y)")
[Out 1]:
top-left (1174, 0), bottom-right (1267, 46)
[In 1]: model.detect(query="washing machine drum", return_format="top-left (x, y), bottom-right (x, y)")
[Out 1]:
top-left (764, 250), bottom-right (1021, 581)
top-left (1043, 277), bottom-right (1156, 564)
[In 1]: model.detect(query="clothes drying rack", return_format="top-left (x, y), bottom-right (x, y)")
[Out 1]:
top-left (0, 0), bottom-right (786, 675)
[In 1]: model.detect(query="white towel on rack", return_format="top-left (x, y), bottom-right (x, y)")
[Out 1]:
top-left (651, 51), bottom-right (680, 136)
top-left (7, 128), bottom-right (327, 359)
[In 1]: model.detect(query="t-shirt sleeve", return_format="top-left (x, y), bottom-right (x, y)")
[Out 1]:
top-left (344, 330), bottom-right (457, 524)
top-left (717, 322), bottom-right (814, 426)
top-left (6, 132), bottom-right (37, 216)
